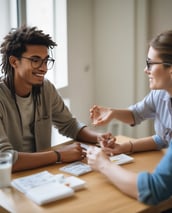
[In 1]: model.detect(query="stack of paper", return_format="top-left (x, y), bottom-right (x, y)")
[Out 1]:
top-left (11, 171), bottom-right (86, 205)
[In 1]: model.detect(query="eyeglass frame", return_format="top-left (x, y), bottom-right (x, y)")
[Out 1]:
top-left (20, 56), bottom-right (55, 70)
top-left (146, 58), bottom-right (172, 71)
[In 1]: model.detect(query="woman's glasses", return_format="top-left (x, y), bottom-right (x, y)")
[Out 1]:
top-left (146, 58), bottom-right (172, 70)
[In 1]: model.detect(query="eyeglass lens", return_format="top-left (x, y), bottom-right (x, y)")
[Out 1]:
top-left (31, 58), bottom-right (54, 70)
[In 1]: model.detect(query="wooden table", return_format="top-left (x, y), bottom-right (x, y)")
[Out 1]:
top-left (0, 136), bottom-right (171, 213)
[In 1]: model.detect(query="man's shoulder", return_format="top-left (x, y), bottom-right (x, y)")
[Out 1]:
top-left (42, 79), bottom-right (59, 96)
top-left (42, 79), bottom-right (56, 90)
top-left (43, 78), bottom-right (55, 86)
top-left (0, 79), bottom-right (9, 94)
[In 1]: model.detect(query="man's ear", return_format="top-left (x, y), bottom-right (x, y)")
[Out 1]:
top-left (9, 56), bottom-right (18, 68)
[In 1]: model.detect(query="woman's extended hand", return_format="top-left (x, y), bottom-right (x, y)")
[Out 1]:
top-left (90, 105), bottom-right (114, 126)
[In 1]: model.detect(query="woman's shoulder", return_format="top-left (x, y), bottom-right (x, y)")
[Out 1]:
top-left (150, 90), bottom-right (169, 99)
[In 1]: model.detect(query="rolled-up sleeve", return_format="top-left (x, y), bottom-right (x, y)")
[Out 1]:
top-left (128, 91), bottom-right (156, 125)
top-left (137, 142), bottom-right (172, 205)
top-left (129, 90), bottom-right (172, 148)
top-left (152, 135), bottom-right (169, 150)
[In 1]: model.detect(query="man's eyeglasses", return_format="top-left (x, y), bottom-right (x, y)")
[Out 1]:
top-left (146, 59), bottom-right (172, 71)
top-left (21, 56), bottom-right (55, 70)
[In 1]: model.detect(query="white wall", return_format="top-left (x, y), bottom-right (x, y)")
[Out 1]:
top-left (93, 0), bottom-right (136, 136)
top-left (67, 0), bottom-right (151, 138)
top-left (0, 0), bottom-right (12, 42)
top-left (93, 0), bottom-right (135, 107)
top-left (149, 0), bottom-right (172, 37)
top-left (67, 0), bottom-right (94, 124)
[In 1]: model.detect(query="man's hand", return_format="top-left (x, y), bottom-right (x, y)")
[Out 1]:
top-left (56, 142), bottom-right (86, 163)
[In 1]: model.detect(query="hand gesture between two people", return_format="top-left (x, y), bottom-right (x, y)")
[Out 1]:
top-left (90, 105), bottom-right (123, 156)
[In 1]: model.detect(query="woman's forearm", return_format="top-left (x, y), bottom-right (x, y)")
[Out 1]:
top-left (112, 109), bottom-right (135, 125)
top-left (129, 137), bottom-right (158, 153)
top-left (98, 160), bottom-right (138, 198)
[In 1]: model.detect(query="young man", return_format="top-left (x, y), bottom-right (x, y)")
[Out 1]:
top-left (0, 25), bottom-right (113, 172)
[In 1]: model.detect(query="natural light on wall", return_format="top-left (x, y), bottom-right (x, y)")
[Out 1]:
top-left (0, 0), bottom-right (18, 77)
top-left (26, 0), bottom-right (68, 90)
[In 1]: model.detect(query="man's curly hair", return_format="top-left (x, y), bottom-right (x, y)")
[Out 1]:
top-left (0, 25), bottom-right (57, 103)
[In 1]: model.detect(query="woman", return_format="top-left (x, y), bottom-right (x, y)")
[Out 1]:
top-left (87, 30), bottom-right (172, 205)
top-left (90, 30), bottom-right (172, 156)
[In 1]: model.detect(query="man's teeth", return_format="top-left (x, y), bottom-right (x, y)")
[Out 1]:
top-left (35, 73), bottom-right (44, 77)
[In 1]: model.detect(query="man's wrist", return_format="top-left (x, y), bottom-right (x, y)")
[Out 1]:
top-left (54, 150), bottom-right (61, 163)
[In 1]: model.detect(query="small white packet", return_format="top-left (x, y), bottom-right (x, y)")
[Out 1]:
top-left (59, 161), bottom-right (92, 176)
top-left (109, 154), bottom-right (134, 165)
